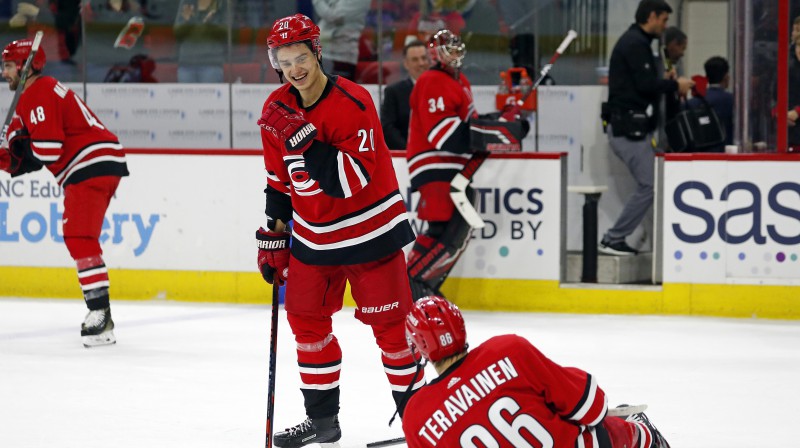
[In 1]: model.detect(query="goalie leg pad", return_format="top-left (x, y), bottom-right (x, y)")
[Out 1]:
top-left (407, 204), bottom-right (474, 298)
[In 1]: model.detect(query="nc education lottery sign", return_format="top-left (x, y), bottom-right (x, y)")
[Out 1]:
top-left (662, 159), bottom-right (800, 284)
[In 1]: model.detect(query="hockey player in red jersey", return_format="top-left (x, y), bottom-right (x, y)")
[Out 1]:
top-left (405, 29), bottom-right (526, 300)
top-left (402, 296), bottom-right (671, 448)
top-left (0, 39), bottom-right (129, 348)
top-left (254, 14), bottom-right (422, 448)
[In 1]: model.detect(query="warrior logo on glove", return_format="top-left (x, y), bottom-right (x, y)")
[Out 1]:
top-left (258, 100), bottom-right (318, 153)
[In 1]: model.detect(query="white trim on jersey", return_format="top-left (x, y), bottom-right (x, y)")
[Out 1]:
top-left (292, 212), bottom-right (410, 250)
top-left (57, 152), bottom-right (126, 185)
top-left (336, 152), bottom-right (352, 198)
top-left (347, 153), bottom-right (369, 190)
top-left (587, 394), bottom-right (608, 427)
top-left (408, 161), bottom-right (469, 179)
top-left (569, 375), bottom-right (602, 422)
top-left (428, 116), bottom-right (461, 150)
top-left (292, 193), bottom-right (405, 234)
top-left (31, 141), bottom-right (63, 149)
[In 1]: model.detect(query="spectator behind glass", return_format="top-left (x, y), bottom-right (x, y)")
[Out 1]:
top-left (312, 0), bottom-right (370, 81)
top-left (84, 0), bottom-right (148, 82)
top-left (380, 39), bottom-right (430, 150)
top-left (687, 56), bottom-right (733, 153)
top-left (173, 0), bottom-right (227, 83)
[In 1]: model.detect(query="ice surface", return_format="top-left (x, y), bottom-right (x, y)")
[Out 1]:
top-left (1, 297), bottom-right (798, 447)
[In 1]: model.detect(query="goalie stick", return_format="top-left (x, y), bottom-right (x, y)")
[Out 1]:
top-left (1, 31), bottom-right (43, 146)
top-left (265, 277), bottom-right (280, 448)
top-left (450, 30), bottom-right (577, 228)
top-left (363, 405), bottom-right (647, 447)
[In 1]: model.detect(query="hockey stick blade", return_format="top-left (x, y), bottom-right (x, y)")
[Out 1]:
top-left (450, 173), bottom-right (485, 228)
top-left (607, 404), bottom-right (648, 417)
top-left (366, 436), bottom-right (406, 447)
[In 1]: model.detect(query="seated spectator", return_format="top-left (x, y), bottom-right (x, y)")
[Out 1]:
top-left (688, 56), bottom-right (733, 152)
top-left (380, 39), bottom-right (430, 150)
top-left (174, 0), bottom-right (227, 83)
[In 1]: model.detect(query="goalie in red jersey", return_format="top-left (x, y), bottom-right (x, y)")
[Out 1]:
top-left (402, 296), bottom-right (671, 448)
top-left (405, 29), bottom-right (528, 301)
top-left (255, 14), bottom-right (422, 448)
top-left (1, 38), bottom-right (129, 348)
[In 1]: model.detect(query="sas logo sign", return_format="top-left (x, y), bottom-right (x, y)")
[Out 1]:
top-left (672, 181), bottom-right (800, 245)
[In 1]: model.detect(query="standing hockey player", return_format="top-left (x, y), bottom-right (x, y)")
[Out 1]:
top-left (255, 14), bottom-right (423, 447)
top-left (402, 296), bottom-right (672, 448)
top-left (0, 39), bottom-right (129, 347)
top-left (405, 29), bottom-right (524, 300)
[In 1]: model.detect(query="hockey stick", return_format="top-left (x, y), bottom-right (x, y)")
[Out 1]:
top-left (449, 151), bottom-right (489, 228)
top-left (265, 278), bottom-right (280, 448)
top-left (607, 404), bottom-right (648, 417)
top-left (515, 29), bottom-right (578, 107)
top-left (1, 31), bottom-right (43, 145)
top-left (367, 436), bottom-right (406, 447)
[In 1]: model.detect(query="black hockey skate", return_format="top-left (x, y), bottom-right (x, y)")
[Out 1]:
top-left (273, 415), bottom-right (341, 448)
top-left (626, 411), bottom-right (671, 448)
top-left (81, 307), bottom-right (116, 348)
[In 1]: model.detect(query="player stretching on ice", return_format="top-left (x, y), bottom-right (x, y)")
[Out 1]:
top-left (402, 296), bottom-right (671, 448)
top-left (405, 29), bottom-right (527, 300)
top-left (255, 14), bottom-right (423, 447)
top-left (0, 39), bottom-right (129, 347)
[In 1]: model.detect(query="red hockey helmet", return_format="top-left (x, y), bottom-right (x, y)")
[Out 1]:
top-left (267, 14), bottom-right (321, 70)
top-left (2, 39), bottom-right (46, 72)
top-left (428, 29), bottom-right (466, 69)
top-left (405, 296), bottom-right (467, 363)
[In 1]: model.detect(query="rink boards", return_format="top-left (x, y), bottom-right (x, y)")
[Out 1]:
top-left (1, 150), bottom-right (799, 319)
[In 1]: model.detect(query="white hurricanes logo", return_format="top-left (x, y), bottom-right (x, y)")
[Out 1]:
top-left (285, 156), bottom-right (321, 196)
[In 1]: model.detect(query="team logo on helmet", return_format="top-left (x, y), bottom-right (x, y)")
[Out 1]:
top-left (2, 39), bottom-right (46, 71)
top-left (267, 14), bottom-right (322, 70)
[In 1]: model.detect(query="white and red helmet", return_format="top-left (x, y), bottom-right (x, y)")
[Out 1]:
top-left (267, 14), bottom-right (322, 70)
top-left (428, 29), bottom-right (466, 69)
top-left (2, 38), bottom-right (46, 72)
top-left (405, 296), bottom-right (467, 363)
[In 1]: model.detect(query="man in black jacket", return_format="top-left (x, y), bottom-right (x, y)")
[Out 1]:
top-left (599, 0), bottom-right (693, 256)
top-left (380, 40), bottom-right (430, 149)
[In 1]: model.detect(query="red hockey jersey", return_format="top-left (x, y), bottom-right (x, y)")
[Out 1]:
top-left (402, 335), bottom-right (609, 448)
top-left (406, 67), bottom-right (475, 191)
top-left (261, 75), bottom-right (415, 265)
top-left (16, 76), bottom-right (128, 186)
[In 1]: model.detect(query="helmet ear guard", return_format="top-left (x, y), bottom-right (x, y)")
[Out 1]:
top-left (405, 296), bottom-right (467, 363)
top-left (267, 14), bottom-right (322, 70)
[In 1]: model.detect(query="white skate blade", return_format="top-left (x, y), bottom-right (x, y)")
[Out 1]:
top-left (317, 443), bottom-right (340, 448)
top-left (607, 404), bottom-right (648, 417)
top-left (82, 330), bottom-right (116, 348)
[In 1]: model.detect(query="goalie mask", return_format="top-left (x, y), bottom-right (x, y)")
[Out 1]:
top-left (428, 29), bottom-right (466, 70)
top-left (2, 38), bottom-right (46, 72)
top-left (267, 14), bottom-right (322, 70)
top-left (405, 296), bottom-right (467, 363)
